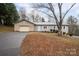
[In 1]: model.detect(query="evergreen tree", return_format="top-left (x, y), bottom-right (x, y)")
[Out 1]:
top-left (0, 3), bottom-right (19, 26)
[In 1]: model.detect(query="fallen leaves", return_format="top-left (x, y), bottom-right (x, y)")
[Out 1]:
top-left (20, 32), bottom-right (79, 56)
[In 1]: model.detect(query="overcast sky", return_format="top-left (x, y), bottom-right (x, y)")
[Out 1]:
top-left (15, 3), bottom-right (79, 24)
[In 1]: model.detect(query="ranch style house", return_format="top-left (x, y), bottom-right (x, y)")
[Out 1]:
top-left (14, 19), bottom-right (69, 33)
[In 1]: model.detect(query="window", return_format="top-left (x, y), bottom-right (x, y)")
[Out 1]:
top-left (50, 29), bottom-right (53, 32)
top-left (63, 26), bottom-right (65, 29)
top-left (44, 26), bottom-right (47, 29)
top-left (54, 26), bottom-right (55, 29)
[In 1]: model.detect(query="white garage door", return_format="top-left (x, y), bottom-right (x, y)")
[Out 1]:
top-left (19, 27), bottom-right (30, 31)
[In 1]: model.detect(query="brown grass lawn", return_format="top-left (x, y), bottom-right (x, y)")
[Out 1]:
top-left (0, 25), bottom-right (14, 32)
top-left (20, 32), bottom-right (79, 56)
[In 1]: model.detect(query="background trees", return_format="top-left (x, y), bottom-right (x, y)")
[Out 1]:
top-left (27, 10), bottom-right (45, 22)
top-left (67, 16), bottom-right (78, 35)
top-left (19, 7), bottom-right (28, 20)
top-left (19, 8), bottom-right (45, 22)
top-left (30, 12), bottom-right (42, 22)
top-left (0, 3), bottom-right (19, 26)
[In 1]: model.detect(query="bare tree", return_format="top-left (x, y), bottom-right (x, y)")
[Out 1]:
top-left (67, 16), bottom-right (78, 35)
top-left (32, 3), bottom-right (76, 36)
top-left (29, 10), bottom-right (43, 22)
top-left (42, 17), bottom-right (45, 22)
top-left (19, 7), bottom-right (29, 20)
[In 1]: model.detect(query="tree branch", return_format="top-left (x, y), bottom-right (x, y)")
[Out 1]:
top-left (32, 3), bottom-right (50, 10)
top-left (37, 10), bottom-right (54, 18)
top-left (62, 3), bottom-right (76, 20)
top-left (48, 3), bottom-right (60, 28)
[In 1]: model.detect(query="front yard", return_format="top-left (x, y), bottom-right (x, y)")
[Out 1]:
top-left (20, 32), bottom-right (79, 56)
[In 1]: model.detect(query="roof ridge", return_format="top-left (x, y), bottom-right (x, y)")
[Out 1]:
top-left (15, 19), bottom-right (35, 25)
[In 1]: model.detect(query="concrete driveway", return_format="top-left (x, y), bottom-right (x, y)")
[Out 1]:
top-left (0, 32), bottom-right (27, 56)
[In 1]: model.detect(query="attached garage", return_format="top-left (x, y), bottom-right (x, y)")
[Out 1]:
top-left (14, 20), bottom-right (35, 32)
top-left (19, 27), bottom-right (30, 31)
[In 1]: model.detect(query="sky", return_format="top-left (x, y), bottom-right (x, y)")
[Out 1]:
top-left (15, 3), bottom-right (79, 24)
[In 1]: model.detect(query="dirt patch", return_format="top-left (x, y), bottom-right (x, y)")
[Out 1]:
top-left (20, 32), bottom-right (79, 56)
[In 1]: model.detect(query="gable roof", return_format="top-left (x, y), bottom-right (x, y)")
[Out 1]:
top-left (15, 19), bottom-right (35, 25)
top-left (15, 19), bottom-right (69, 26)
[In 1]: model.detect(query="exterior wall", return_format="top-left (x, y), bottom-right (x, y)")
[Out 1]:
top-left (62, 26), bottom-right (69, 33)
top-left (14, 21), bottom-right (69, 33)
top-left (35, 25), bottom-right (69, 33)
top-left (35, 25), bottom-right (58, 32)
top-left (36, 26), bottom-right (42, 31)
top-left (14, 21), bottom-right (35, 31)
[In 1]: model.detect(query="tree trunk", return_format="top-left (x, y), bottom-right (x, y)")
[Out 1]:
top-left (58, 28), bottom-right (63, 36)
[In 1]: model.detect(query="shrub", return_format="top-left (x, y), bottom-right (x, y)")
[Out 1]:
top-left (69, 33), bottom-right (73, 36)
top-left (53, 30), bottom-right (58, 33)
top-left (53, 30), bottom-right (55, 32)
top-left (55, 30), bottom-right (58, 33)
top-left (63, 32), bottom-right (66, 35)
top-left (50, 29), bottom-right (53, 32)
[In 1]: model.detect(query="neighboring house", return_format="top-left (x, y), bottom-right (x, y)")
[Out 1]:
top-left (14, 20), bottom-right (69, 33)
